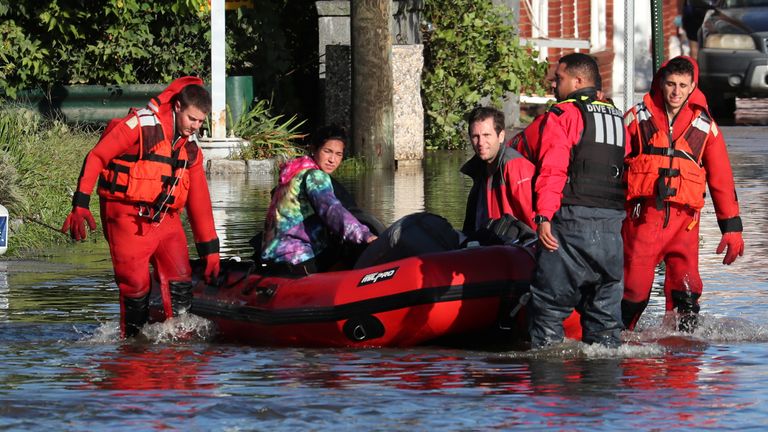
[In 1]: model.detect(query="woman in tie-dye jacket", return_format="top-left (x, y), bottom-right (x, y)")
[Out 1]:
top-left (260, 125), bottom-right (377, 275)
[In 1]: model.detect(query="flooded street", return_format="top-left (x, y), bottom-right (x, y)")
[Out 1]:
top-left (1, 126), bottom-right (768, 430)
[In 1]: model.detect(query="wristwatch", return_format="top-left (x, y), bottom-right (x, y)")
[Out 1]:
top-left (534, 215), bottom-right (550, 225)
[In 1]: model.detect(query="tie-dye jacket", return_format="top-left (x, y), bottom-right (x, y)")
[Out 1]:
top-left (260, 155), bottom-right (374, 265)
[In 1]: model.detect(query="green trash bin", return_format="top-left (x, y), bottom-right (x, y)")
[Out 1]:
top-left (226, 75), bottom-right (254, 129)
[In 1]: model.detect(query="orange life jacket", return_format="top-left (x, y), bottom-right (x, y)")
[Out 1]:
top-left (97, 108), bottom-right (191, 220)
top-left (626, 102), bottom-right (711, 209)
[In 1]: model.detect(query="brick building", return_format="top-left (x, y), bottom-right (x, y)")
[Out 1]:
top-left (515, 0), bottom-right (683, 106)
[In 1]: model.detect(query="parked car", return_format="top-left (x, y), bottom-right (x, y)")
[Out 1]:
top-left (697, 0), bottom-right (768, 117)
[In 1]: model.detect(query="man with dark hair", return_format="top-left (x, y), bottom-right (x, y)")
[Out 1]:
top-left (622, 56), bottom-right (744, 332)
top-left (528, 53), bottom-right (630, 348)
top-left (62, 77), bottom-right (221, 338)
top-left (511, 84), bottom-right (606, 165)
top-left (175, 84), bottom-right (213, 115)
top-left (460, 106), bottom-right (536, 235)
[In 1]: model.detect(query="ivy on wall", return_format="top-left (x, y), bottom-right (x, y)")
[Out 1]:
top-left (422, 0), bottom-right (547, 149)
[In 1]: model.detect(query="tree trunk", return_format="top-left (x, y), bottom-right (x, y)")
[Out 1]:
top-left (351, 0), bottom-right (394, 170)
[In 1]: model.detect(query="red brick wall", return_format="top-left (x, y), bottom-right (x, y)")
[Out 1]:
top-left (516, 0), bottom-right (682, 96)
top-left (663, 0), bottom-right (680, 60)
top-left (517, 0), bottom-right (615, 95)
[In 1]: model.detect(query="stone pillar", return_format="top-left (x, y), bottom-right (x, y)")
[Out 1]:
top-left (327, 45), bottom-right (424, 163)
top-left (392, 44), bottom-right (424, 163)
top-left (324, 45), bottom-right (351, 128)
top-left (316, 1), bottom-right (351, 80)
top-left (317, 1), bottom-right (423, 80)
top-left (319, 1), bottom-right (425, 163)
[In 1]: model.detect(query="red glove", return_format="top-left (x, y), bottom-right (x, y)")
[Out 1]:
top-left (61, 207), bottom-right (97, 241)
top-left (203, 252), bottom-right (221, 283)
top-left (716, 232), bottom-right (744, 265)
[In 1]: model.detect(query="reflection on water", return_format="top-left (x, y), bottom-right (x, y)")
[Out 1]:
top-left (208, 148), bottom-right (474, 258)
top-left (73, 344), bottom-right (218, 392)
top-left (1, 127), bottom-right (768, 429)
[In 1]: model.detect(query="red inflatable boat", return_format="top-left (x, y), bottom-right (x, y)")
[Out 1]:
top-left (163, 244), bottom-right (582, 348)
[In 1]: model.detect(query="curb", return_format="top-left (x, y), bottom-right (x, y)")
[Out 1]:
top-left (205, 158), bottom-right (276, 176)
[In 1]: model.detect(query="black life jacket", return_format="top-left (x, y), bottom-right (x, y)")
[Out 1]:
top-left (558, 97), bottom-right (627, 209)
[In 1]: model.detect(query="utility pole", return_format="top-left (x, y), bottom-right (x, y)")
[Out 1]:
top-left (650, 0), bottom-right (664, 72)
top-left (351, 0), bottom-right (394, 169)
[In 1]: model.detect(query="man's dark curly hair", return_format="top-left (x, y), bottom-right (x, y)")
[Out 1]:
top-left (663, 57), bottom-right (695, 80)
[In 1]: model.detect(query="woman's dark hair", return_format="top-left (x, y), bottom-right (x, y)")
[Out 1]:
top-left (312, 124), bottom-right (348, 151)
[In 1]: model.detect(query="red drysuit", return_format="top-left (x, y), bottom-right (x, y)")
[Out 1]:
top-left (62, 77), bottom-right (220, 337)
top-left (621, 57), bottom-right (744, 330)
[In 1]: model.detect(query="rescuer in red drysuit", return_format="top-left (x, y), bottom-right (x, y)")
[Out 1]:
top-left (527, 53), bottom-right (630, 349)
top-left (621, 56), bottom-right (744, 332)
top-left (509, 89), bottom-right (607, 164)
top-left (509, 113), bottom-right (546, 164)
top-left (461, 106), bottom-right (536, 234)
top-left (61, 77), bottom-right (220, 338)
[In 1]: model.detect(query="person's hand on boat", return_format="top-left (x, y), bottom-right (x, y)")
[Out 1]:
top-left (366, 235), bottom-right (378, 243)
top-left (716, 232), bottom-right (744, 265)
top-left (203, 252), bottom-right (221, 283)
top-left (61, 206), bottom-right (97, 241)
top-left (537, 221), bottom-right (558, 252)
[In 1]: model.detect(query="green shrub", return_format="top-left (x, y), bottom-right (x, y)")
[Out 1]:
top-left (0, 106), bottom-right (99, 256)
top-left (422, 0), bottom-right (548, 149)
top-left (231, 99), bottom-right (306, 161)
top-left (0, 1), bottom-right (210, 98)
top-left (0, 1), bottom-right (318, 126)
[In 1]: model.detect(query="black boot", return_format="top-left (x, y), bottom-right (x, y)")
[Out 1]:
top-left (671, 291), bottom-right (701, 333)
top-left (170, 280), bottom-right (194, 317)
top-left (123, 294), bottom-right (150, 338)
top-left (621, 299), bottom-right (648, 331)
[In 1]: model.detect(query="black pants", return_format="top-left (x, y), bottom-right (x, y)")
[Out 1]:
top-left (528, 205), bottom-right (626, 348)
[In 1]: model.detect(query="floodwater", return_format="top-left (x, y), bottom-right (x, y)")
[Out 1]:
top-left (2, 126), bottom-right (768, 430)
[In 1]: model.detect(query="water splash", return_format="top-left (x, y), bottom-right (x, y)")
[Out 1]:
top-left (634, 312), bottom-right (768, 343)
top-left (503, 338), bottom-right (666, 360)
top-left (142, 313), bottom-right (216, 343)
top-left (76, 319), bottom-right (120, 344)
top-left (76, 313), bottom-right (216, 344)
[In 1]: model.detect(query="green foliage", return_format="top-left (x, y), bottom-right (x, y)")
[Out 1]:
top-left (422, 0), bottom-right (548, 149)
top-left (231, 99), bottom-right (307, 160)
top-left (0, 1), bottom-right (318, 127)
top-left (333, 157), bottom-right (369, 176)
top-left (0, 105), bottom-right (100, 256)
top-left (0, 0), bottom-right (210, 97)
